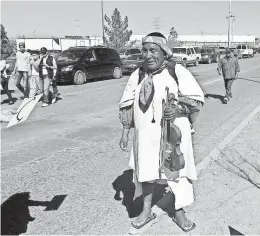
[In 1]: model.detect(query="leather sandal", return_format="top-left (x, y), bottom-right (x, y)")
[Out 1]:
top-left (131, 213), bottom-right (156, 229)
top-left (172, 216), bottom-right (196, 232)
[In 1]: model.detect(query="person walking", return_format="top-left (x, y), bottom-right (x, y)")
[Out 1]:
top-left (217, 48), bottom-right (240, 104)
top-left (119, 32), bottom-right (204, 232)
top-left (29, 53), bottom-right (42, 98)
top-left (12, 42), bottom-right (31, 99)
top-left (1, 60), bottom-right (14, 105)
top-left (34, 47), bottom-right (57, 107)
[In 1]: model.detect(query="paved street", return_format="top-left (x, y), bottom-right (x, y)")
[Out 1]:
top-left (1, 55), bottom-right (260, 235)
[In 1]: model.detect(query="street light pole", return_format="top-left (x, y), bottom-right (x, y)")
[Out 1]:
top-left (227, 0), bottom-right (231, 48)
top-left (101, 0), bottom-right (105, 45)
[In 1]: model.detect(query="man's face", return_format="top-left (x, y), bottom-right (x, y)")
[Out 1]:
top-left (142, 43), bottom-right (165, 71)
top-left (19, 46), bottom-right (25, 53)
top-left (226, 51), bottom-right (231, 58)
top-left (41, 51), bottom-right (47, 58)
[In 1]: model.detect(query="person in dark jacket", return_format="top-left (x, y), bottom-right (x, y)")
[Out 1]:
top-left (1, 60), bottom-right (14, 105)
top-left (34, 47), bottom-right (58, 107)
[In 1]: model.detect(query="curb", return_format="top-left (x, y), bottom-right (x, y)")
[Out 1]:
top-left (126, 103), bottom-right (260, 235)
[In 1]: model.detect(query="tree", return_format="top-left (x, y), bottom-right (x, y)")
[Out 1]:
top-left (1, 24), bottom-right (13, 59)
top-left (104, 8), bottom-right (133, 52)
top-left (168, 27), bottom-right (183, 48)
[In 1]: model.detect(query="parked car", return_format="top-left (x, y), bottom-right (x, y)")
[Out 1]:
top-left (55, 46), bottom-right (122, 85)
top-left (171, 55), bottom-right (185, 67)
top-left (193, 46), bottom-right (202, 61)
top-left (200, 48), bottom-right (220, 64)
top-left (172, 46), bottom-right (199, 67)
top-left (122, 54), bottom-right (144, 74)
top-left (236, 44), bottom-right (254, 58)
top-left (119, 48), bottom-right (142, 60)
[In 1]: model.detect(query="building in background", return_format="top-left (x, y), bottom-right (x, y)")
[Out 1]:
top-left (128, 34), bottom-right (256, 48)
top-left (16, 36), bottom-right (103, 52)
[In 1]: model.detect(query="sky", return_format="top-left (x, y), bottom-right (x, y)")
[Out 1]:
top-left (1, 1), bottom-right (260, 38)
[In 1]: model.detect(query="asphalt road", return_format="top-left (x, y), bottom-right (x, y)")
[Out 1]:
top-left (1, 55), bottom-right (260, 235)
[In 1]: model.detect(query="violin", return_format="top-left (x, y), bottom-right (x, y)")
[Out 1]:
top-left (159, 87), bottom-right (185, 180)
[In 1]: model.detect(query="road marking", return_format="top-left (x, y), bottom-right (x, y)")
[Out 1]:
top-left (202, 78), bottom-right (222, 85)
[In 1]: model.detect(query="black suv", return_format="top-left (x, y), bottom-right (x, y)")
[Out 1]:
top-left (56, 46), bottom-right (122, 85)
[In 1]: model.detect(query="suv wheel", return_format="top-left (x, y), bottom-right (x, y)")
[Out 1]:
top-left (194, 59), bottom-right (199, 66)
top-left (113, 66), bottom-right (122, 79)
top-left (74, 70), bottom-right (86, 85)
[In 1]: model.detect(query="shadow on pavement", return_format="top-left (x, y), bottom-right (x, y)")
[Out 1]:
top-left (216, 153), bottom-right (260, 189)
top-left (229, 226), bottom-right (244, 235)
top-left (1, 89), bottom-right (15, 95)
top-left (205, 93), bottom-right (225, 103)
top-left (1, 192), bottom-right (67, 235)
top-left (112, 169), bottom-right (173, 218)
top-left (1, 97), bottom-right (18, 105)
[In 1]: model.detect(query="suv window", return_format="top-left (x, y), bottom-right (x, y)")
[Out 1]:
top-left (172, 48), bottom-right (187, 54)
top-left (108, 48), bottom-right (120, 60)
top-left (132, 49), bottom-right (141, 54)
top-left (95, 48), bottom-right (110, 60)
top-left (241, 45), bottom-right (247, 49)
top-left (187, 48), bottom-right (191, 55)
top-left (83, 50), bottom-right (96, 62)
top-left (56, 49), bottom-right (84, 63)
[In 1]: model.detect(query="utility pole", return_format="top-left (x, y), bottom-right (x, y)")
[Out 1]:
top-left (227, 0), bottom-right (235, 48)
top-left (153, 17), bottom-right (162, 31)
top-left (75, 20), bottom-right (80, 36)
top-left (231, 17), bottom-right (235, 45)
top-left (101, 0), bottom-right (105, 45)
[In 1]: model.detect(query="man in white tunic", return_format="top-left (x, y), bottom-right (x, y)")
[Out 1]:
top-left (119, 32), bottom-right (204, 232)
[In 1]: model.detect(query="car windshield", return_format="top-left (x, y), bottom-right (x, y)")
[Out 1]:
top-left (172, 48), bottom-right (187, 54)
top-left (201, 49), bottom-right (209, 53)
top-left (126, 54), bottom-right (142, 60)
top-left (56, 50), bottom-right (84, 63)
top-left (194, 47), bottom-right (201, 53)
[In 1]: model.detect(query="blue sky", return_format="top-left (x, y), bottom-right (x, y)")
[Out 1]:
top-left (2, 1), bottom-right (260, 38)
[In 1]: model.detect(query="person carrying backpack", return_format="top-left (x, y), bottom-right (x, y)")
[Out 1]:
top-left (118, 32), bottom-right (204, 232)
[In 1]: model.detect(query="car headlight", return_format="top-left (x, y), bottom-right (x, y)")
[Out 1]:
top-left (61, 65), bottom-right (73, 72)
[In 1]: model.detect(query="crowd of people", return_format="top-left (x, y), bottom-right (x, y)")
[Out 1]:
top-left (1, 42), bottom-right (61, 107)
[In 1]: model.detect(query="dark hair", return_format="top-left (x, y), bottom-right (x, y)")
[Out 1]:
top-left (40, 47), bottom-right (48, 53)
top-left (146, 32), bottom-right (166, 40)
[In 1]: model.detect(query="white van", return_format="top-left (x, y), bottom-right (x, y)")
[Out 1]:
top-left (236, 45), bottom-right (254, 58)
